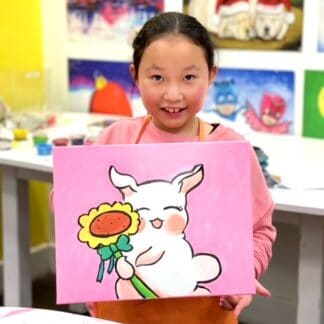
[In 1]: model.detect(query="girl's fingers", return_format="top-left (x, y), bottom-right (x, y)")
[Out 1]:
top-left (256, 279), bottom-right (271, 297)
top-left (233, 296), bottom-right (252, 317)
top-left (219, 280), bottom-right (271, 318)
top-left (219, 297), bottom-right (235, 310)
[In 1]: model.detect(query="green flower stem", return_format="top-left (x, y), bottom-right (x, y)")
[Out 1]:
top-left (113, 249), bottom-right (158, 298)
top-left (130, 275), bottom-right (158, 298)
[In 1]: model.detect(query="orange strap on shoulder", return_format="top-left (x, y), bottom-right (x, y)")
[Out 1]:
top-left (135, 115), bottom-right (209, 143)
top-left (135, 114), bottom-right (152, 144)
top-left (198, 118), bottom-right (209, 142)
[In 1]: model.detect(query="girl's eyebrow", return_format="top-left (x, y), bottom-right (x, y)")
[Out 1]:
top-left (145, 64), bottom-right (164, 72)
top-left (183, 65), bottom-right (200, 71)
top-left (145, 64), bottom-right (201, 72)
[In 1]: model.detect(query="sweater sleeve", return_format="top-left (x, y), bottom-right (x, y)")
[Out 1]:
top-left (250, 147), bottom-right (276, 278)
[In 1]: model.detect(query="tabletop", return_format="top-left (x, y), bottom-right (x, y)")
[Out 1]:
top-left (249, 132), bottom-right (324, 215)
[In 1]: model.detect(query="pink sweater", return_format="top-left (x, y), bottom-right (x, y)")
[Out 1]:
top-left (96, 116), bottom-right (276, 278)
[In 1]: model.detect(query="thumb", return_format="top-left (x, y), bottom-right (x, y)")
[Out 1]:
top-left (256, 279), bottom-right (271, 297)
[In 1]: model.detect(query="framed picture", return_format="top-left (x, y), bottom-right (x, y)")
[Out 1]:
top-left (184, 0), bottom-right (303, 51)
top-left (67, 0), bottom-right (164, 43)
top-left (68, 59), bottom-right (145, 116)
top-left (200, 67), bottom-right (295, 135)
top-left (303, 70), bottom-right (324, 139)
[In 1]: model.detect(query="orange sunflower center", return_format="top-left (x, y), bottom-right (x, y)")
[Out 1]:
top-left (89, 211), bottom-right (132, 237)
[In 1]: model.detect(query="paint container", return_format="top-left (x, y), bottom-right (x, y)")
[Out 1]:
top-left (13, 128), bottom-right (28, 141)
top-left (52, 137), bottom-right (69, 146)
top-left (33, 133), bottom-right (48, 146)
top-left (70, 135), bottom-right (84, 146)
top-left (37, 143), bottom-right (53, 156)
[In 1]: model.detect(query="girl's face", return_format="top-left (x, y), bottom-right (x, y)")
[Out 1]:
top-left (131, 35), bottom-right (217, 136)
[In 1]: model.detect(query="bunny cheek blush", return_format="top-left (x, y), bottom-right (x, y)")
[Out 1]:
top-left (164, 214), bottom-right (187, 235)
top-left (137, 218), bottom-right (146, 233)
top-left (89, 211), bottom-right (132, 237)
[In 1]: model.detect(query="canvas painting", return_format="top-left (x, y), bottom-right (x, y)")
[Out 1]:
top-left (184, 0), bottom-right (303, 51)
top-left (68, 59), bottom-right (145, 117)
top-left (303, 70), bottom-right (324, 139)
top-left (199, 68), bottom-right (295, 135)
top-left (53, 141), bottom-right (255, 304)
top-left (67, 0), bottom-right (164, 43)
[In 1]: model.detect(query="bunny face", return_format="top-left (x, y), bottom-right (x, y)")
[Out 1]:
top-left (109, 165), bottom-right (204, 237)
top-left (123, 181), bottom-right (188, 235)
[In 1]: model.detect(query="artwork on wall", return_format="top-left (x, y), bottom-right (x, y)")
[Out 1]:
top-left (67, 0), bottom-right (164, 43)
top-left (303, 70), bottom-right (324, 139)
top-left (318, 0), bottom-right (324, 52)
top-left (200, 68), bottom-right (295, 135)
top-left (53, 142), bottom-right (255, 304)
top-left (184, 0), bottom-right (303, 51)
top-left (68, 59), bottom-right (145, 116)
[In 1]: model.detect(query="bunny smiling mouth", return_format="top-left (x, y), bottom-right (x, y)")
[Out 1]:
top-left (150, 218), bottom-right (164, 229)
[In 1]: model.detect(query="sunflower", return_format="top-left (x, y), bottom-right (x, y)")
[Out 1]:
top-left (78, 202), bottom-right (140, 249)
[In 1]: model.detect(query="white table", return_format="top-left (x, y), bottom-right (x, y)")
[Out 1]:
top-left (0, 306), bottom-right (120, 323)
top-left (0, 112), bottom-right (122, 307)
top-left (0, 129), bottom-right (323, 324)
top-left (251, 132), bottom-right (324, 324)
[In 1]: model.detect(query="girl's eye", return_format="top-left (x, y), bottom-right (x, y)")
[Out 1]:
top-left (151, 75), bottom-right (162, 81)
top-left (184, 74), bottom-right (196, 81)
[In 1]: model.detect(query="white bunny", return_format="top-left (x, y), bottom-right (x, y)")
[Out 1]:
top-left (109, 164), bottom-right (221, 299)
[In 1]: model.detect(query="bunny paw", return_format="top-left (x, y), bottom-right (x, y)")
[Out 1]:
top-left (116, 256), bottom-right (135, 279)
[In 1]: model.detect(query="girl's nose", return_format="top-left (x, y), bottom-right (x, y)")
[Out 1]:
top-left (163, 84), bottom-right (183, 101)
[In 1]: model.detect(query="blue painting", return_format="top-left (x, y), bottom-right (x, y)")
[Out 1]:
top-left (67, 0), bottom-right (164, 43)
top-left (68, 59), bottom-right (143, 116)
top-left (201, 68), bottom-right (295, 135)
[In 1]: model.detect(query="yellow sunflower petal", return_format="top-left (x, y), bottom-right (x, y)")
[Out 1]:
top-left (77, 202), bottom-right (140, 249)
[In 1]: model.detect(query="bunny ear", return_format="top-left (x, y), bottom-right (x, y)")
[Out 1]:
top-left (172, 164), bottom-right (204, 194)
top-left (109, 166), bottom-right (138, 198)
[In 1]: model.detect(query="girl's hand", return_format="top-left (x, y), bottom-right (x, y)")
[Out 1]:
top-left (219, 280), bottom-right (271, 317)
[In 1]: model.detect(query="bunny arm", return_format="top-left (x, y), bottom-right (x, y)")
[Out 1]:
top-left (193, 253), bottom-right (222, 283)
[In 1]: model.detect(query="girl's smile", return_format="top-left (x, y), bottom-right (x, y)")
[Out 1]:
top-left (131, 35), bottom-right (217, 137)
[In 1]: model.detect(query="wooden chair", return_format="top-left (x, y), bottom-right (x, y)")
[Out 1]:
top-left (92, 296), bottom-right (238, 324)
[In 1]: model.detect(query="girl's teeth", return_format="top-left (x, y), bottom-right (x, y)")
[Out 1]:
top-left (166, 108), bottom-right (180, 113)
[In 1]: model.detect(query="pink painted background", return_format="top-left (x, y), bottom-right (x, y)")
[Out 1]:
top-left (53, 141), bottom-right (254, 304)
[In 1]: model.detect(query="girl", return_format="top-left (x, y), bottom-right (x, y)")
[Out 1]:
top-left (89, 11), bottom-right (276, 323)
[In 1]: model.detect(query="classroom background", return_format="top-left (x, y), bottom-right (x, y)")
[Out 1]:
top-left (0, 1), bottom-right (323, 324)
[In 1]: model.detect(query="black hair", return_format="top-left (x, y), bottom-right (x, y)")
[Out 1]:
top-left (132, 11), bottom-right (216, 80)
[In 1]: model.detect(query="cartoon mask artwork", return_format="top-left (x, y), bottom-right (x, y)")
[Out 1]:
top-left (78, 164), bottom-right (222, 299)
top-left (244, 92), bottom-right (290, 134)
